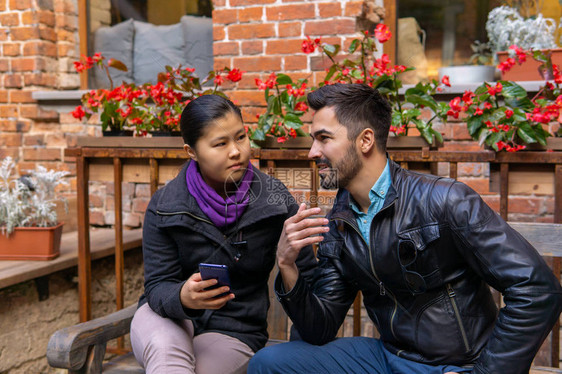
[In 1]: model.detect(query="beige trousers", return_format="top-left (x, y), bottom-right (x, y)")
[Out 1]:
top-left (131, 303), bottom-right (254, 374)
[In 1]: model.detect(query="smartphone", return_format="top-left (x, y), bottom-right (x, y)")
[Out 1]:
top-left (199, 263), bottom-right (231, 289)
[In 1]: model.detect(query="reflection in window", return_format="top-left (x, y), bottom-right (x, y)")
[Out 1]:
top-left (87, 0), bottom-right (213, 88)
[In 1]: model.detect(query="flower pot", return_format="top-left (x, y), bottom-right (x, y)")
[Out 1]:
top-left (102, 130), bottom-right (134, 137)
top-left (0, 222), bottom-right (63, 260)
top-left (150, 131), bottom-right (182, 137)
top-left (387, 136), bottom-right (443, 150)
top-left (258, 137), bottom-right (313, 149)
top-left (438, 65), bottom-right (496, 84)
top-left (497, 48), bottom-right (562, 81)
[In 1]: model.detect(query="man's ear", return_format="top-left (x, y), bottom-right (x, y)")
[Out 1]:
top-left (358, 128), bottom-right (376, 154)
top-left (184, 144), bottom-right (197, 161)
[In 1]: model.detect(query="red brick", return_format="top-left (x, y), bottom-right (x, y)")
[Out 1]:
top-left (241, 40), bottom-right (263, 55)
top-left (45, 132), bottom-right (66, 147)
top-left (23, 41), bottom-right (57, 57)
top-left (0, 105), bottom-right (18, 117)
top-left (266, 39), bottom-right (302, 55)
top-left (230, 0), bottom-right (275, 6)
top-left (23, 148), bottom-right (61, 161)
top-left (285, 55), bottom-right (307, 71)
top-left (457, 178), bottom-right (490, 195)
top-left (318, 2), bottom-right (342, 17)
top-left (450, 123), bottom-right (472, 141)
top-left (9, 0), bottom-right (30, 9)
top-left (213, 9), bottom-right (237, 24)
top-left (55, 14), bottom-right (76, 30)
top-left (232, 56), bottom-right (282, 72)
top-left (266, 4), bottom-right (315, 21)
top-left (89, 210), bottom-right (105, 226)
top-left (214, 41), bottom-right (239, 56)
top-left (441, 141), bottom-right (482, 152)
top-left (481, 196), bottom-right (499, 213)
top-left (4, 74), bottom-right (23, 88)
top-left (0, 58), bottom-right (8, 72)
top-left (10, 90), bottom-right (35, 103)
top-left (508, 196), bottom-right (542, 215)
top-left (21, 104), bottom-right (58, 121)
top-left (0, 133), bottom-right (21, 146)
top-left (458, 162), bottom-right (484, 177)
top-left (0, 28), bottom-right (7, 41)
top-left (12, 58), bottom-right (35, 72)
top-left (238, 7), bottom-right (263, 22)
top-left (543, 198), bottom-right (555, 215)
top-left (135, 184), bottom-right (152, 197)
top-left (23, 134), bottom-right (45, 146)
top-left (39, 26), bottom-right (57, 42)
top-left (213, 57), bottom-right (231, 71)
top-left (89, 193), bottom-right (104, 208)
top-left (39, 10), bottom-right (56, 26)
top-left (236, 73), bottom-right (261, 89)
top-left (21, 10), bottom-right (37, 24)
top-left (241, 105), bottom-right (265, 123)
top-left (54, 0), bottom-right (76, 14)
top-left (279, 22), bottom-right (302, 37)
top-left (0, 0), bottom-right (5, 11)
top-left (132, 197), bottom-right (150, 213)
top-left (124, 213), bottom-right (141, 227)
top-left (24, 73), bottom-right (57, 86)
top-left (344, 1), bottom-right (363, 16)
top-left (228, 90), bottom-right (266, 106)
top-left (212, 0), bottom-right (226, 6)
top-left (11, 27), bottom-right (40, 40)
top-left (213, 25), bottom-right (225, 41)
top-left (228, 23), bottom-right (275, 40)
top-left (2, 43), bottom-right (20, 56)
top-left (0, 12), bottom-right (19, 26)
top-left (304, 19), bottom-right (356, 36)
top-left (0, 147), bottom-right (19, 159)
top-left (56, 28), bottom-right (74, 42)
top-left (57, 43), bottom-right (77, 57)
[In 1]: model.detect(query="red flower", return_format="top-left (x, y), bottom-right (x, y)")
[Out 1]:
top-left (374, 24), bottom-right (392, 43)
top-left (474, 107), bottom-right (483, 116)
top-left (302, 36), bottom-right (317, 54)
top-left (71, 105), bottom-right (85, 120)
top-left (342, 68), bottom-right (350, 76)
top-left (483, 102), bottom-right (493, 110)
top-left (289, 128), bottom-right (297, 138)
top-left (74, 61), bottom-right (86, 73)
top-left (277, 136), bottom-right (288, 143)
top-left (295, 101), bottom-right (308, 112)
top-left (487, 82), bottom-right (502, 96)
top-left (505, 109), bottom-right (514, 119)
top-left (441, 75), bottom-right (451, 87)
top-left (227, 68), bottom-right (244, 82)
top-left (214, 75), bottom-right (224, 86)
top-left (462, 90), bottom-right (474, 105)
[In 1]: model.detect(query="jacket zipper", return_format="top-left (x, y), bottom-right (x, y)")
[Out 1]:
top-left (157, 210), bottom-right (213, 225)
top-left (333, 217), bottom-right (401, 341)
top-left (447, 283), bottom-right (470, 353)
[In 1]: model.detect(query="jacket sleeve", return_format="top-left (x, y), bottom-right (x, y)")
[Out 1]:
top-left (142, 194), bottom-right (201, 320)
top-left (275, 225), bottom-right (358, 345)
top-left (443, 181), bottom-right (562, 374)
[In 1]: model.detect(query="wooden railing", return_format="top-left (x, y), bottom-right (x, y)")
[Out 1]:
top-left (65, 137), bottom-right (562, 366)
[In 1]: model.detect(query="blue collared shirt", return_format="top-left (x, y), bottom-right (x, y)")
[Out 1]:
top-left (349, 160), bottom-right (391, 246)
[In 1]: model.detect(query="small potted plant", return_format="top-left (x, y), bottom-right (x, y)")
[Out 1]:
top-left (487, 4), bottom-right (561, 81)
top-left (0, 157), bottom-right (69, 260)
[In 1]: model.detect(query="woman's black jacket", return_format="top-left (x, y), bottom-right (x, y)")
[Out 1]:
top-left (138, 162), bottom-right (317, 352)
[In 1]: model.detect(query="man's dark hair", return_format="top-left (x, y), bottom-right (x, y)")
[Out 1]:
top-left (307, 83), bottom-right (392, 153)
top-left (180, 94), bottom-right (243, 148)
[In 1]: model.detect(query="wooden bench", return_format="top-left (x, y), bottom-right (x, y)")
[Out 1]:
top-left (46, 222), bottom-right (562, 373)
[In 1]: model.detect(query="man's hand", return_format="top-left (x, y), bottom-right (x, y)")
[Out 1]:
top-left (180, 272), bottom-right (234, 310)
top-left (277, 203), bottom-right (329, 291)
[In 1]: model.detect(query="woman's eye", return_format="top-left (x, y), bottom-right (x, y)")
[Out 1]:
top-left (214, 142), bottom-right (226, 147)
top-left (237, 134), bottom-right (246, 141)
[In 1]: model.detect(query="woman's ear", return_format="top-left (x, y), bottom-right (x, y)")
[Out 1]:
top-left (184, 144), bottom-right (197, 161)
top-left (358, 128), bottom-right (375, 154)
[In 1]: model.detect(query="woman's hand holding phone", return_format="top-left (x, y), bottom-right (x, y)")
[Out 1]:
top-left (180, 272), bottom-right (234, 310)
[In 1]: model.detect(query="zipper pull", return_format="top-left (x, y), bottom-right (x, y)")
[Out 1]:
top-left (447, 284), bottom-right (455, 298)
top-left (380, 281), bottom-right (386, 296)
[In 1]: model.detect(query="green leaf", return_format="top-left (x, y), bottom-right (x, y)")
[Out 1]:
top-left (284, 113), bottom-right (303, 129)
top-left (501, 81), bottom-right (528, 99)
top-left (504, 97), bottom-right (534, 111)
top-left (406, 94), bottom-right (438, 112)
top-left (348, 39), bottom-right (360, 54)
top-left (322, 44), bottom-right (341, 58)
top-left (467, 116), bottom-right (483, 137)
top-left (324, 65), bottom-right (338, 82)
top-left (252, 128), bottom-right (265, 141)
top-left (420, 127), bottom-right (434, 145)
top-left (276, 74), bottom-right (293, 85)
top-left (516, 123), bottom-right (537, 143)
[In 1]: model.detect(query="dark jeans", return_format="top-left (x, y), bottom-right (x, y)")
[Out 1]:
top-left (248, 337), bottom-right (472, 374)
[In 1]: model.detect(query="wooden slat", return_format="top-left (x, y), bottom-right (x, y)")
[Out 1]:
top-left (77, 156), bottom-right (91, 322)
top-left (77, 0), bottom-right (88, 89)
top-left (507, 222), bottom-right (562, 257)
top-left (555, 165), bottom-right (562, 223)
top-left (500, 163), bottom-right (509, 221)
top-left (0, 229), bottom-right (142, 290)
top-left (149, 158), bottom-right (159, 196)
top-left (450, 162), bottom-right (458, 180)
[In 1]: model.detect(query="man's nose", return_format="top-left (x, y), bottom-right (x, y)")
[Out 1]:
top-left (308, 141), bottom-right (321, 159)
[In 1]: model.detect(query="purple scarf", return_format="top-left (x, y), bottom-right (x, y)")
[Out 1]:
top-left (186, 160), bottom-right (254, 229)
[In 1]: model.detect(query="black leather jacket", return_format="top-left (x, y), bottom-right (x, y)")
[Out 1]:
top-left (276, 160), bottom-right (562, 373)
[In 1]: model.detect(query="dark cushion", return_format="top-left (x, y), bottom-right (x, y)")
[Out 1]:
top-left (180, 15), bottom-right (214, 80)
top-left (132, 21), bottom-right (186, 85)
top-left (92, 19), bottom-right (135, 88)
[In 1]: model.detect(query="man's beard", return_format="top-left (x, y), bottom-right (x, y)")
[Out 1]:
top-left (317, 143), bottom-right (361, 190)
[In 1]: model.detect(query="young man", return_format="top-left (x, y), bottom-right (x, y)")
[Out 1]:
top-left (249, 83), bottom-right (562, 374)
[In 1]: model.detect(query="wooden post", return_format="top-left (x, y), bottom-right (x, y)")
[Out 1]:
top-left (77, 0), bottom-right (88, 89)
top-left (149, 158), bottom-right (159, 196)
top-left (383, 0), bottom-right (397, 64)
top-left (77, 155), bottom-right (91, 322)
top-left (309, 161), bottom-right (318, 208)
top-left (449, 162), bottom-right (458, 180)
top-left (353, 293), bottom-right (362, 336)
top-left (113, 158), bottom-right (124, 349)
top-left (499, 163), bottom-right (509, 221)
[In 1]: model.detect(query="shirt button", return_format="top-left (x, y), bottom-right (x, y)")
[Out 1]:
top-left (363, 219), bottom-right (367, 223)
top-left (380, 191), bottom-right (385, 195)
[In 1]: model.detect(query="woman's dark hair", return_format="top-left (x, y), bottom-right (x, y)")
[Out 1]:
top-left (180, 94), bottom-right (243, 147)
top-left (307, 83), bottom-right (391, 153)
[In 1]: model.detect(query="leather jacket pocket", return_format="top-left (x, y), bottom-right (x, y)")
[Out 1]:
top-left (397, 223), bottom-right (441, 291)
top-left (318, 239), bottom-right (343, 259)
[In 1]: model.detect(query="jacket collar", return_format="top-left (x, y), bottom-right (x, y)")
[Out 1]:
top-left (328, 157), bottom-right (400, 225)
top-left (156, 161), bottom-right (288, 230)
